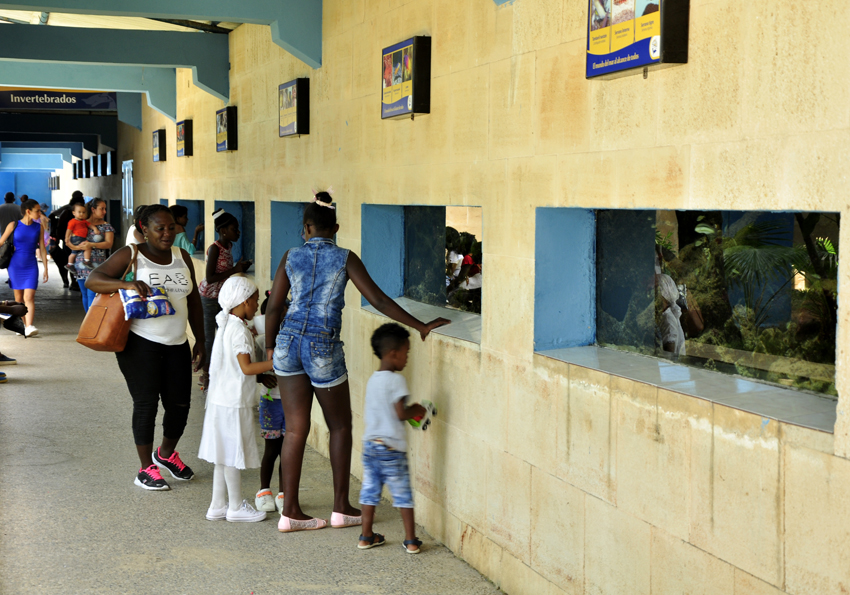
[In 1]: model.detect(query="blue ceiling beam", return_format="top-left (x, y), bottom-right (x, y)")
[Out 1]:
top-left (0, 140), bottom-right (83, 159)
top-left (0, 152), bottom-right (64, 170)
top-left (0, 0), bottom-right (323, 67)
top-left (0, 132), bottom-right (100, 154)
top-left (0, 24), bottom-right (228, 102)
top-left (116, 92), bottom-right (142, 130)
top-left (1, 146), bottom-right (73, 163)
top-left (0, 61), bottom-right (177, 121)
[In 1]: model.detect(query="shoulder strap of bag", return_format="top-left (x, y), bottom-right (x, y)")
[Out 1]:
top-left (119, 244), bottom-right (138, 280)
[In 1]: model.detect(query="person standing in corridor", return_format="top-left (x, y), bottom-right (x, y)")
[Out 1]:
top-left (0, 199), bottom-right (48, 337)
top-left (0, 192), bottom-right (19, 233)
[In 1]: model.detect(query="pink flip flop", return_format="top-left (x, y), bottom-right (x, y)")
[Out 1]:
top-left (278, 515), bottom-right (328, 532)
top-left (331, 512), bottom-right (363, 528)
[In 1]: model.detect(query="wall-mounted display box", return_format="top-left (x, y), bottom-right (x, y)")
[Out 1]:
top-left (90, 155), bottom-right (100, 177)
top-left (152, 129), bottom-right (166, 162)
top-left (586, 0), bottom-right (689, 79)
top-left (381, 36), bottom-right (431, 120)
top-left (72, 161), bottom-right (79, 180)
top-left (83, 158), bottom-right (91, 178)
top-left (279, 79), bottom-right (309, 137)
top-left (177, 120), bottom-right (193, 157)
top-left (216, 106), bottom-right (238, 152)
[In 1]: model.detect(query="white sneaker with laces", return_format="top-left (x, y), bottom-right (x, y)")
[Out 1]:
top-left (275, 492), bottom-right (285, 512)
top-left (24, 325), bottom-right (38, 337)
top-left (255, 489), bottom-right (276, 512)
top-left (226, 500), bottom-right (267, 523)
top-left (206, 506), bottom-right (227, 521)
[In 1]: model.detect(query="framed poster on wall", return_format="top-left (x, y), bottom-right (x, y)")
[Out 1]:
top-left (586, 0), bottom-right (689, 78)
top-left (279, 78), bottom-right (309, 137)
top-left (177, 120), bottom-right (193, 157)
top-left (216, 106), bottom-right (238, 152)
top-left (381, 36), bottom-right (431, 120)
top-left (152, 129), bottom-right (166, 162)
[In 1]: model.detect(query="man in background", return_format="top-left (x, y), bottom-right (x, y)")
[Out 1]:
top-left (0, 192), bottom-right (20, 232)
top-left (49, 191), bottom-right (85, 290)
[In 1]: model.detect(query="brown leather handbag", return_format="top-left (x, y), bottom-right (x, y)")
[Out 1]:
top-left (76, 245), bottom-right (138, 352)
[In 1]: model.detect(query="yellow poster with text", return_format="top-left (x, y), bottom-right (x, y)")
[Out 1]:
top-left (589, 27), bottom-right (611, 55)
top-left (610, 21), bottom-right (634, 52)
top-left (635, 11), bottom-right (660, 41)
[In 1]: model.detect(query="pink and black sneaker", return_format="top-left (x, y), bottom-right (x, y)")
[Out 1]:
top-left (134, 464), bottom-right (170, 491)
top-left (153, 447), bottom-right (194, 480)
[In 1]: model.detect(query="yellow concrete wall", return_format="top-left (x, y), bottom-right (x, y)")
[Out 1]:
top-left (63, 1), bottom-right (850, 593)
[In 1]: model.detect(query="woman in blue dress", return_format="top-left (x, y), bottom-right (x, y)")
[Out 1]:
top-left (0, 198), bottom-right (48, 337)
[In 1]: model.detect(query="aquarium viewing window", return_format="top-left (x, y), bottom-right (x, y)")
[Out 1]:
top-left (213, 200), bottom-right (255, 271)
top-left (535, 207), bottom-right (840, 431)
top-left (361, 205), bottom-right (483, 344)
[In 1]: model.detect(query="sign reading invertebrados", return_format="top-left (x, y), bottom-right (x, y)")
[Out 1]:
top-left (587, 0), bottom-right (664, 77)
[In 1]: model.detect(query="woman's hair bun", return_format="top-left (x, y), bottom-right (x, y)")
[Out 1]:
top-left (314, 191), bottom-right (336, 206)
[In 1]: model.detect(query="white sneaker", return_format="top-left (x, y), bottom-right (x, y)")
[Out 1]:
top-left (205, 505), bottom-right (227, 521)
top-left (24, 325), bottom-right (38, 337)
top-left (275, 492), bottom-right (285, 512)
top-left (226, 500), bottom-right (267, 523)
top-left (255, 489), bottom-right (276, 512)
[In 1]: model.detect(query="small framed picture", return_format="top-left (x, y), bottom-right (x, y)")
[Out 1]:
top-left (153, 129), bottom-right (166, 162)
top-left (381, 36), bottom-right (431, 120)
top-left (177, 120), bottom-right (193, 157)
top-left (216, 106), bottom-right (238, 152)
top-left (279, 78), bottom-right (310, 137)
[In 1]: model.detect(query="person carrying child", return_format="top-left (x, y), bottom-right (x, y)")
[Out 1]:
top-left (198, 276), bottom-right (270, 523)
top-left (64, 202), bottom-right (101, 271)
top-left (265, 189), bottom-right (449, 533)
top-left (252, 293), bottom-right (286, 514)
top-left (358, 323), bottom-right (426, 553)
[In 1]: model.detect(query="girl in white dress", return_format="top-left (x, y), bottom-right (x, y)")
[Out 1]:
top-left (198, 276), bottom-right (273, 522)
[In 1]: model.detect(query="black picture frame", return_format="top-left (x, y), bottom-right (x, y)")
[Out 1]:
top-left (90, 155), bottom-right (99, 177)
top-left (279, 78), bottom-right (310, 137)
top-left (72, 163), bottom-right (78, 180)
top-left (216, 106), bottom-right (238, 152)
top-left (153, 129), bottom-right (166, 162)
top-left (177, 120), bottom-right (194, 157)
top-left (84, 159), bottom-right (91, 178)
top-left (585, 0), bottom-right (690, 79)
top-left (381, 36), bottom-right (431, 120)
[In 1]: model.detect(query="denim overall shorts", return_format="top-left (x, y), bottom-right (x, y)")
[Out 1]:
top-left (273, 238), bottom-right (350, 388)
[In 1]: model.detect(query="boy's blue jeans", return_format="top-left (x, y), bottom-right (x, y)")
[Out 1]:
top-left (359, 441), bottom-right (413, 509)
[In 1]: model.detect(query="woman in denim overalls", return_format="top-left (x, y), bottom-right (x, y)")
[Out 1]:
top-left (265, 192), bottom-right (449, 531)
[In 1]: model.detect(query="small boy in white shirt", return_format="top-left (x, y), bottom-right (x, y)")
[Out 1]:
top-left (358, 323), bottom-right (426, 554)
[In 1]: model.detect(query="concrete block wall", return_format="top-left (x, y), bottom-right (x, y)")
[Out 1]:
top-left (63, 1), bottom-right (850, 593)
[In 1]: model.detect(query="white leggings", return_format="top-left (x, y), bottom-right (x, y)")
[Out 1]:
top-left (211, 464), bottom-right (243, 511)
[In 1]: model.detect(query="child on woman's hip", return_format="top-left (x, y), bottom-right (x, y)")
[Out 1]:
top-left (358, 323), bottom-right (427, 554)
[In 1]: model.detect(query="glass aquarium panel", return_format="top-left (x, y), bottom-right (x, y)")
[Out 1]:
top-left (596, 209), bottom-right (840, 396)
top-left (445, 206), bottom-right (482, 314)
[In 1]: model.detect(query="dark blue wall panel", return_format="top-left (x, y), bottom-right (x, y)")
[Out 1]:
top-left (361, 204), bottom-right (405, 306)
top-left (534, 208), bottom-right (597, 351)
top-left (270, 201), bottom-right (304, 280)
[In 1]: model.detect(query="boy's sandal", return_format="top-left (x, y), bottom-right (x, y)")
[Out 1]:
top-left (358, 533), bottom-right (386, 549)
top-left (278, 515), bottom-right (328, 533)
top-left (403, 538), bottom-right (423, 554)
top-left (331, 511), bottom-right (363, 528)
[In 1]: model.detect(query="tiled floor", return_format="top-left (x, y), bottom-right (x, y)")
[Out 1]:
top-left (538, 345), bottom-right (837, 433)
top-left (362, 297), bottom-right (482, 344)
